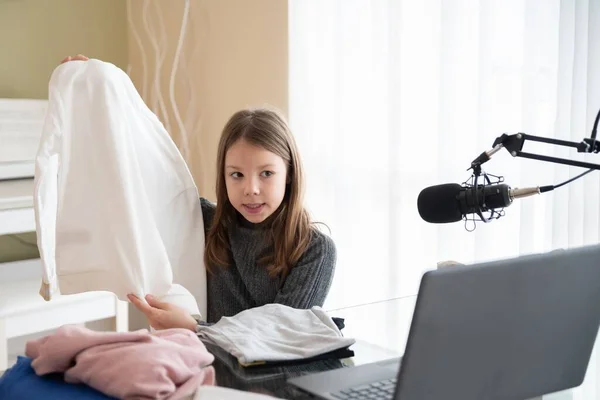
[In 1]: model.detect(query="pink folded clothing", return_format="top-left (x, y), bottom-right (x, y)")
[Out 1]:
top-left (25, 325), bottom-right (215, 400)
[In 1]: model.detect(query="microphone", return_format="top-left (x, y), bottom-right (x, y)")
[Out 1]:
top-left (417, 183), bottom-right (549, 224)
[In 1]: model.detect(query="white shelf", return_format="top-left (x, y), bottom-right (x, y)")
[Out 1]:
top-left (0, 162), bottom-right (34, 181)
top-left (0, 208), bottom-right (35, 235)
top-left (0, 178), bottom-right (33, 210)
top-left (0, 178), bottom-right (35, 235)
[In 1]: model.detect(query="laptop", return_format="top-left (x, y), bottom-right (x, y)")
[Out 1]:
top-left (288, 244), bottom-right (600, 400)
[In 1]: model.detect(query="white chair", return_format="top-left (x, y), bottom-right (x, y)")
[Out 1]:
top-left (0, 259), bottom-right (128, 371)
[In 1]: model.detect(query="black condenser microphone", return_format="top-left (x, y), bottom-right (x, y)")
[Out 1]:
top-left (417, 183), bottom-right (548, 223)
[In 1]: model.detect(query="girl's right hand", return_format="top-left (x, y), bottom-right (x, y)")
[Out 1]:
top-left (61, 54), bottom-right (89, 64)
top-left (127, 293), bottom-right (198, 332)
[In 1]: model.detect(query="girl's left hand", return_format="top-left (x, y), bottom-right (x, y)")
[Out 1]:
top-left (127, 293), bottom-right (198, 332)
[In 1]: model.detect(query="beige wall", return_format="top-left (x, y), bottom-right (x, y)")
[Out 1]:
top-left (127, 0), bottom-right (289, 200)
top-left (0, 0), bottom-right (128, 99)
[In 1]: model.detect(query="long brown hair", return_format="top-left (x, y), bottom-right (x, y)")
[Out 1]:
top-left (204, 107), bottom-right (313, 279)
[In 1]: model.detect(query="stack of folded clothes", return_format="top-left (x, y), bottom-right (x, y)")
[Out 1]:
top-left (196, 304), bottom-right (356, 367)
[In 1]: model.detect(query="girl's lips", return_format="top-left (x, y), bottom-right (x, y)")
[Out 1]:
top-left (243, 203), bottom-right (265, 214)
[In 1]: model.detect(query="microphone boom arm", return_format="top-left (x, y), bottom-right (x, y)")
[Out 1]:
top-left (473, 133), bottom-right (600, 171)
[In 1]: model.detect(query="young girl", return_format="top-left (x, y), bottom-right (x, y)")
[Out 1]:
top-left (61, 55), bottom-right (337, 330)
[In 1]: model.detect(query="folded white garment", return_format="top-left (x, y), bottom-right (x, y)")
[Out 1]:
top-left (33, 59), bottom-right (207, 319)
top-left (196, 304), bottom-right (356, 366)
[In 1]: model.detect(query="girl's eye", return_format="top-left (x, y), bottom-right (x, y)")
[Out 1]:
top-left (230, 172), bottom-right (243, 178)
top-left (261, 171), bottom-right (274, 178)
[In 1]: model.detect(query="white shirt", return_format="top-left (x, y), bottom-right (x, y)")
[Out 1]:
top-left (33, 59), bottom-right (206, 318)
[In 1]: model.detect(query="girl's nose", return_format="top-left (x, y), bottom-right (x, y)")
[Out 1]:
top-left (244, 178), bottom-right (260, 196)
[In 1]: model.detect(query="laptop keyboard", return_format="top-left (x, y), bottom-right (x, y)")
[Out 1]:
top-left (330, 378), bottom-right (397, 399)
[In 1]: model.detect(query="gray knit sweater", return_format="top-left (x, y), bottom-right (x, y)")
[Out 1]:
top-left (200, 198), bottom-right (336, 323)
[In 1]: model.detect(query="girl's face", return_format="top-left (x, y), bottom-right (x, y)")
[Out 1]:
top-left (224, 139), bottom-right (288, 224)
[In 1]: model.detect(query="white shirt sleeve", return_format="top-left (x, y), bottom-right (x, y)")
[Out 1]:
top-left (33, 99), bottom-right (62, 301)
